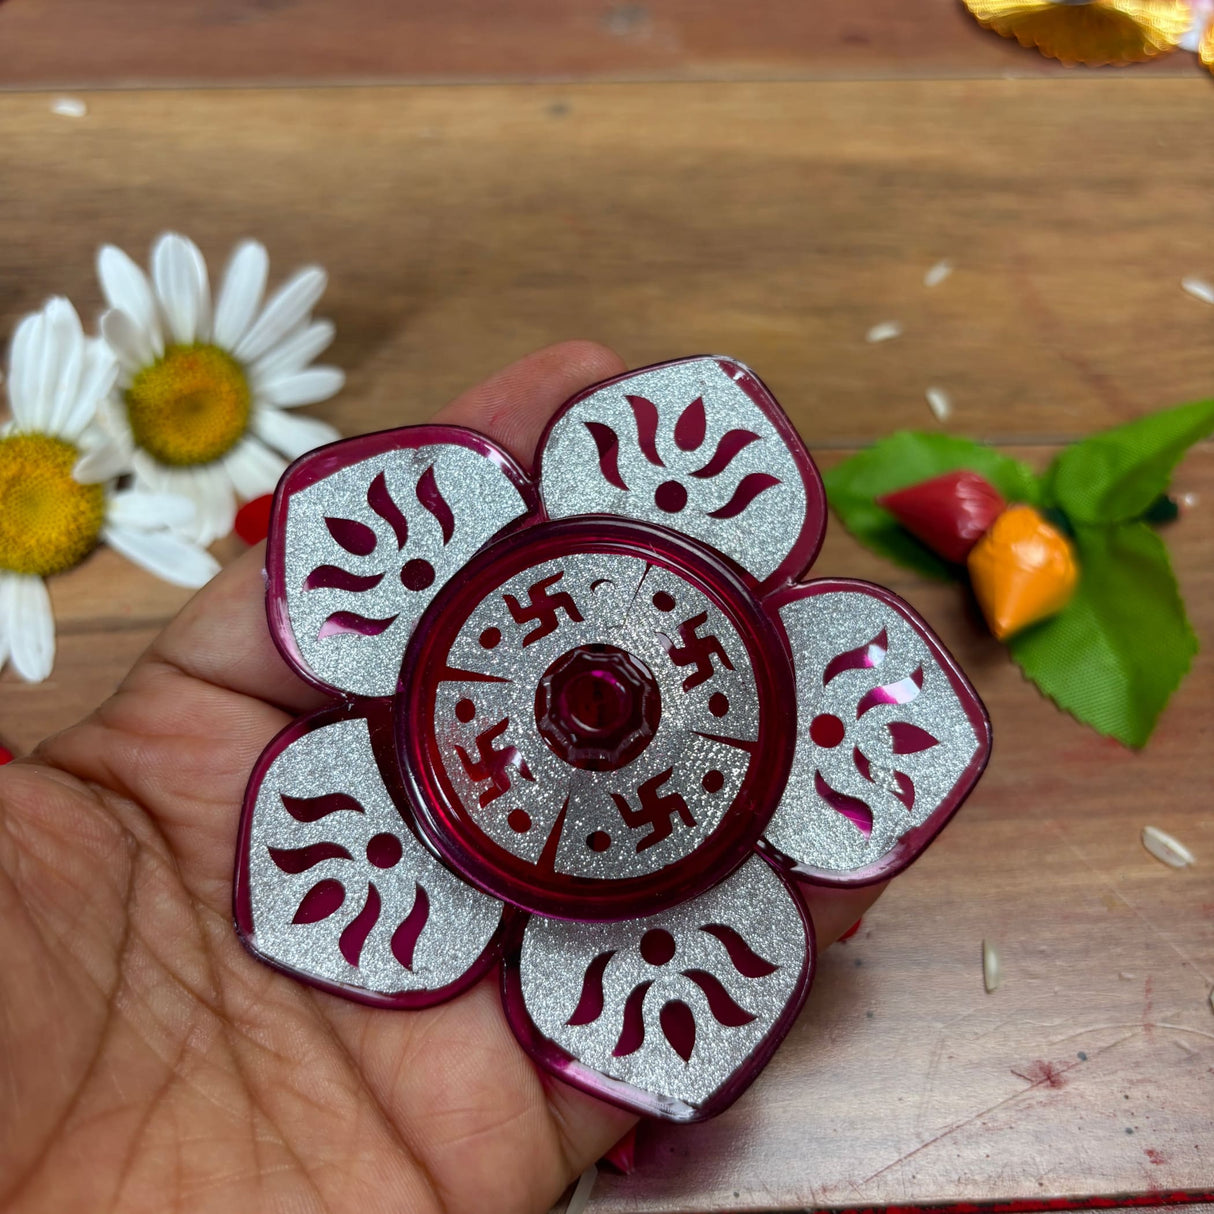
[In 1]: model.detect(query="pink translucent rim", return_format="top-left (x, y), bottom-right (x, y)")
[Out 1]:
top-left (398, 516), bottom-right (798, 921)
top-left (232, 698), bottom-right (514, 1009)
top-left (499, 858), bottom-right (818, 1122)
top-left (757, 577), bottom-right (993, 889)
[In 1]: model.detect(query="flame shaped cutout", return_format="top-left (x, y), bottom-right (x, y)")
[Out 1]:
top-left (823, 629), bottom-right (888, 686)
top-left (698, 923), bottom-right (779, 978)
top-left (292, 878), bottom-right (345, 924)
top-left (706, 472), bottom-right (780, 520)
top-left (325, 516), bottom-right (377, 556)
top-left (612, 979), bottom-right (653, 1056)
top-left (318, 610), bottom-right (399, 639)
top-left (814, 770), bottom-right (873, 836)
top-left (626, 394), bottom-right (665, 466)
top-left (416, 465), bottom-right (455, 544)
top-left (680, 969), bottom-right (757, 1026)
top-left (856, 666), bottom-right (924, 718)
top-left (584, 421), bottom-right (628, 490)
top-left (268, 841), bottom-right (352, 873)
top-left (659, 999), bottom-right (697, 1061)
top-left (690, 429), bottom-right (760, 479)
top-left (673, 396), bottom-right (706, 451)
top-left (390, 884), bottom-right (431, 970)
top-left (367, 471), bottom-right (409, 550)
top-left (281, 791), bottom-right (366, 822)
top-left (304, 565), bottom-right (386, 593)
top-left (339, 883), bottom-right (381, 966)
top-left (852, 746), bottom-right (873, 783)
top-left (567, 949), bottom-right (616, 1026)
top-left (888, 722), bottom-right (939, 754)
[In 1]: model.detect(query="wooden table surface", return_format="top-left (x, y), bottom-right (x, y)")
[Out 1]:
top-left (1, 6), bottom-right (1212, 1213)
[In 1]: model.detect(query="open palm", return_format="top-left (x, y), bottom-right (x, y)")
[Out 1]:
top-left (0, 342), bottom-right (881, 1214)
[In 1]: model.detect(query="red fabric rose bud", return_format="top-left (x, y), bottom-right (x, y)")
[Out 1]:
top-left (878, 470), bottom-right (1006, 564)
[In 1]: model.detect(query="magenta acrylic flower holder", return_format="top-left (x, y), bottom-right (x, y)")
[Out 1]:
top-left (235, 355), bottom-right (991, 1122)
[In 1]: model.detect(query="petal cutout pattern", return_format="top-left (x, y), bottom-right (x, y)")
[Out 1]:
top-left (503, 855), bottom-right (813, 1121)
top-left (761, 580), bottom-right (991, 885)
top-left (267, 427), bottom-right (532, 698)
top-left (235, 706), bottom-right (506, 1006)
top-left (538, 357), bottom-right (826, 590)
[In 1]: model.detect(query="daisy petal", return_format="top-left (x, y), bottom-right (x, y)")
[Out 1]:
top-left (102, 524), bottom-right (220, 588)
top-left (59, 338), bottom-right (118, 442)
top-left (257, 366), bottom-right (345, 409)
top-left (73, 439), bottom-right (131, 484)
top-left (130, 448), bottom-right (174, 494)
top-left (190, 463), bottom-right (238, 544)
top-left (0, 576), bottom-right (11, 672)
top-left (250, 319), bottom-right (335, 382)
top-left (234, 266), bottom-right (327, 365)
top-left (8, 575), bottom-right (55, 683)
top-left (223, 435), bottom-right (288, 499)
top-left (101, 308), bottom-right (156, 373)
top-left (152, 232), bottom-right (208, 346)
top-left (107, 489), bottom-right (198, 531)
top-left (44, 298), bottom-right (85, 436)
top-left (253, 408), bottom-right (340, 459)
top-left (213, 240), bottom-right (269, 350)
top-left (7, 311), bottom-right (43, 427)
top-left (97, 245), bottom-right (163, 355)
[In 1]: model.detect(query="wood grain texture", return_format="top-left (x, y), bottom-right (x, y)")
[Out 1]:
top-left (0, 82), bottom-right (1211, 1212)
top-left (0, 0), bottom-right (1206, 87)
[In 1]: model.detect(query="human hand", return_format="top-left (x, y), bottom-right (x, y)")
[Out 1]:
top-left (0, 341), bottom-right (884, 1214)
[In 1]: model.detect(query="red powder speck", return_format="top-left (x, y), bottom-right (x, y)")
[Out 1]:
top-left (1011, 1060), bottom-right (1069, 1089)
top-left (1145, 1148), bottom-right (1168, 1166)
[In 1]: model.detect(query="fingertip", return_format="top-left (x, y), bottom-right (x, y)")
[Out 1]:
top-left (435, 340), bottom-right (626, 466)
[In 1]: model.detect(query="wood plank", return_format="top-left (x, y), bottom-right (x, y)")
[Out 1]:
top-left (2, 81), bottom-right (1213, 451)
top-left (0, 0), bottom-right (1204, 87)
top-left (0, 82), bottom-right (1211, 1211)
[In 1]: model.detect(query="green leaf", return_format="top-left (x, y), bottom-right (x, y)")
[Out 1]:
top-left (1007, 523), bottom-right (1196, 748)
top-left (1047, 399), bottom-right (1214, 524)
top-left (824, 431), bottom-right (1041, 580)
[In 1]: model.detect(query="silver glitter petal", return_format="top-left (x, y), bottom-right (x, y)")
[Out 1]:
top-left (540, 357), bottom-right (814, 586)
top-left (511, 854), bottom-right (812, 1119)
top-left (280, 440), bottom-right (527, 697)
top-left (766, 585), bottom-right (984, 878)
top-left (240, 712), bottom-right (505, 1003)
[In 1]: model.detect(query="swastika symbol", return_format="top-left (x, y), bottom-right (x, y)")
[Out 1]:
top-left (455, 717), bottom-right (535, 808)
top-left (504, 572), bottom-right (585, 647)
top-left (665, 611), bottom-right (734, 691)
top-left (610, 767), bottom-right (696, 853)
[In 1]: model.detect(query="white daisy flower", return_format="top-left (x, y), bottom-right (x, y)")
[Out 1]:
top-left (96, 232), bottom-right (345, 545)
top-left (0, 297), bottom-right (220, 683)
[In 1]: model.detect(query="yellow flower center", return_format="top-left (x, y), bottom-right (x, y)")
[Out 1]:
top-left (0, 433), bottom-right (106, 576)
top-left (125, 343), bottom-right (251, 466)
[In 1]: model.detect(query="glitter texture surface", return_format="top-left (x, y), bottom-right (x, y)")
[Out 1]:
top-left (541, 358), bottom-right (809, 584)
top-left (282, 442), bottom-right (526, 697)
top-left (432, 550), bottom-right (760, 880)
top-left (246, 715), bottom-right (504, 996)
top-left (767, 589), bottom-right (980, 873)
top-left (516, 855), bottom-right (809, 1110)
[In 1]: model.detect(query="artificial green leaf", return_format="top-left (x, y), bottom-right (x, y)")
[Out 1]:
top-left (824, 431), bottom-right (1041, 580)
top-left (1046, 399), bottom-right (1214, 525)
top-left (1007, 522), bottom-right (1196, 748)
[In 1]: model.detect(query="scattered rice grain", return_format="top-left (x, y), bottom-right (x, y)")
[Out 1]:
top-left (925, 259), bottom-right (954, 288)
top-left (1141, 825), bottom-right (1194, 868)
top-left (1181, 276), bottom-right (1214, 305)
top-left (982, 939), bottom-right (1001, 993)
top-left (50, 97), bottom-right (87, 118)
top-left (926, 386), bottom-right (952, 421)
top-left (866, 321), bottom-right (902, 344)
top-left (1179, 492), bottom-right (1199, 510)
